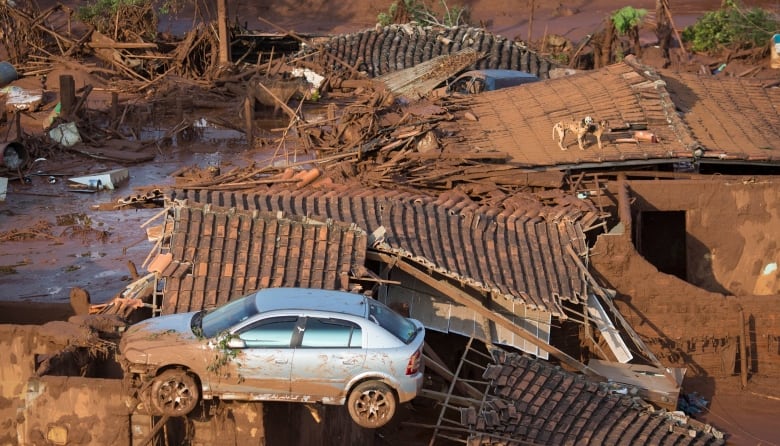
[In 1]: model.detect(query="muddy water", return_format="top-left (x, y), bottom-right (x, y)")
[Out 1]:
top-left (0, 120), bottom-right (311, 305)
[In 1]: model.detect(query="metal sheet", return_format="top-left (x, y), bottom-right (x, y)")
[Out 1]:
top-left (383, 280), bottom-right (550, 359)
top-left (587, 293), bottom-right (633, 363)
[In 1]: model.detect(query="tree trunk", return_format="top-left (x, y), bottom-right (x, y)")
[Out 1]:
top-left (655, 0), bottom-right (673, 66)
top-left (631, 28), bottom-right (642, 56)
top-left (603, 20), bottom-right (616, 67)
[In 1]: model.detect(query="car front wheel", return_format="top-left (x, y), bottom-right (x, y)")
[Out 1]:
top-left (150, 369), bottom-right (199, 417)
top-left (347, 381), bottom-right (397, 428)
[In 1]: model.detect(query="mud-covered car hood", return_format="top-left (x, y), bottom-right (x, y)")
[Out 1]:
top-left (119, 312), bottom-right (204, 369)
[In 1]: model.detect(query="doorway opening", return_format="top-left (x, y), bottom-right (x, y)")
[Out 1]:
top-left (636, 211), bottom-right (687, 280)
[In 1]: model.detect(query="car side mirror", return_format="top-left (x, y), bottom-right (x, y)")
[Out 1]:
top-left (226, 337), bottom-right (246, 349)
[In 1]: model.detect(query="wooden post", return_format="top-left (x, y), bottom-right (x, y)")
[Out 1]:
top-left (127, 260), bottom-right (139, 280)
top-left (217, 0), bottom-right (230, 64)
top-left (244, 97), bottom-right (253, 145)
top-left (527, 0), bottom-right (535, 43)
top-left (739, 306), bottom-right (749, 389)
top-left (111, 91), bottom-right (119, 123)
top-left (59, 74), bottom-right (76, 119)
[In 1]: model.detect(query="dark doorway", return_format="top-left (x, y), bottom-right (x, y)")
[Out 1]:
top-left (637, 211), bottom-right (687, 280)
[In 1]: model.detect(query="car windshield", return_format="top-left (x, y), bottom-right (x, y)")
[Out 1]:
top-left (368, 300), bottom-right (419, 344)
top-left (200, 294), bottom-right (259, 338)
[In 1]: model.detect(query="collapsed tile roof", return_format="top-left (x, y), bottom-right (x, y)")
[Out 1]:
top-left (306, 24), bottom-right (559, 79)
top-left (440, 57), bottom-right (693, 168)
top-left (157, 203), bottom-right (368, 314)
top-left (462, 351), bottom-right (724, 446)
top-left (165, 186), bottom-right (592, 318)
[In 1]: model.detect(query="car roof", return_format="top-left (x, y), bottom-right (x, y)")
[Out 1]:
top-left (251, 288), bottom-right (369, 317)
top-left (457, 69), bottom-right (539, 80)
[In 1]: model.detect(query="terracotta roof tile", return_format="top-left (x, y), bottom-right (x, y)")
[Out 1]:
top-left (158, 203), bottom-right (367, 314)
top-left (440, 58), bottom-right (701, 168)
top-left (663, 72), bottom-right (780, 162)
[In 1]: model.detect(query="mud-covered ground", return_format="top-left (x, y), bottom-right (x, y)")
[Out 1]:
top-left (2, 0), bottom-right (780, 445)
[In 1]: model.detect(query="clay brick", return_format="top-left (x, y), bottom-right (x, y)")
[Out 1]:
top-left (484, 410), bottom-right (500, 426)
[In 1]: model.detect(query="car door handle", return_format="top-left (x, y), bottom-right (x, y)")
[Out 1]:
top-left (275, 359), bottom-right (289, 364)
top-left (342, 359), bottom-right (359, 365)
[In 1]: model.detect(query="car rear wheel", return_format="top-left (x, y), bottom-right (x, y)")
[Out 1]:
top-left (347, 381), bottom-right (397, 428)
top-left (150, 369), bottom-right (199, 417)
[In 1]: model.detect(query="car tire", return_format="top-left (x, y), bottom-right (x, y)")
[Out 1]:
top-left (150, 369), bottom-right (199, 417)
top-left (347, 381), bottom-right (397, 429)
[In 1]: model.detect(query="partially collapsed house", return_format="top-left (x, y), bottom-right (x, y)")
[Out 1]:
top-left (125, 31), bottom-right (780, 443)
top-left (4, 18), bottom-right (775, 444)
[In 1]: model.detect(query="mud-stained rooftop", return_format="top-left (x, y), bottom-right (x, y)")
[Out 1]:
top-left (157, 203), bottom-right (368, 314)
top-left (440, 56), bottom-right (780, 169)
top-left (441, 57), bottom-right (692, 168)
top-left (661, 72), bottom-right (780, 161)
top-left (308, 24), bottom-right (558, 79)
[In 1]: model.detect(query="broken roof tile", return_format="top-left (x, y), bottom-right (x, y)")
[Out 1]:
top-left (465, 351), bottom-right (725, 446)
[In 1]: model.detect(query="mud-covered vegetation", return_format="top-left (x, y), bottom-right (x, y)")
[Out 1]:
top-left (682, 0), bottom-right (779, 53)
top-left (377, 0), bottom-right (470, 27)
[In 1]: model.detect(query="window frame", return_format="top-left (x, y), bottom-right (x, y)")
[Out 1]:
top-left (298, 317), bottom-right (363, 349)
top-left (236, 315), bottom-right (300, 348)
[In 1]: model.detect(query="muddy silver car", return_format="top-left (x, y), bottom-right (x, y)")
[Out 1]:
top-left (119, 287), bottom-right (425, 428)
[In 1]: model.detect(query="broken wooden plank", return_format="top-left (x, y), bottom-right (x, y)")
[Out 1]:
top-left (377, 48), bottom-right (484, 99)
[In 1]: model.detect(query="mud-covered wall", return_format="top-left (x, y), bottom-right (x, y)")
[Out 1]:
top-left (590, 230), bottom-right (780, 380)
top-left (189, 402), bottom-right (266, 445)
top-left (264, 402), bottom-right (374, 446)
top-left (627, 179), bottom-right (780, 297)
top-left (22, 376), bottom-right (128, 445)
top-left (0, 325), bottom-right (45, 445)
top-left (0, 324), bottom-right (130, 445)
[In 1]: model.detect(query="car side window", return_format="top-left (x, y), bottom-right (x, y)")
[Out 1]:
top-left (300, 318), bottom-right (362, 348)
top-left (238, 316), bottom-right (298, 348)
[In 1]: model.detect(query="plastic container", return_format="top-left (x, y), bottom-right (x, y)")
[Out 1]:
top-left (0, 61), bottom-right (18, 87)
top-left (1, 141), bottom-right (29, 169)
top-left (772, 34), bottom-right (780, 69)
top-left (48, 122), bottom-right (82, 147)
